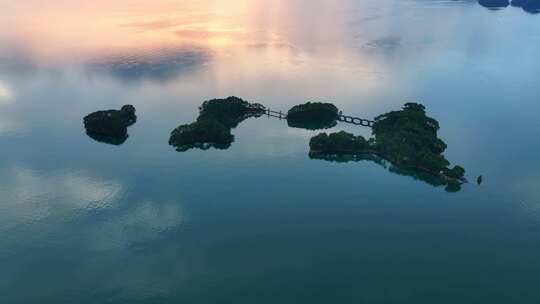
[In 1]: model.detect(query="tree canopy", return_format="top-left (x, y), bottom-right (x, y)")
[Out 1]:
top-left (287, 102), bottom-right (339, 130)
top-left (83, 104), bottom-right (137, 145)
top-left (309, 103), bottom-right (466, 188)
top-left (169, 96), bottom-right (265, 152)
top-left (199, 96), bottom-right (265, 129)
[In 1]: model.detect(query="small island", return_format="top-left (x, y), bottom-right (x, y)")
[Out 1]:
top-left (83, 105), bottom-right (137, 145)
top-left (197, 96), bottom-right (266, 128)
top-left (511, 0), bottom-right (540, 13)
top-left (478, 0), bottom-right (510, 9)
top-left (169, 119), bottom-right (233, 151)
top-left (169, 96), bottom-right (266, 151)
top-left (309, 103), bottom-right (466, 189)
top-left (286, 102), bottom-right (339, 130)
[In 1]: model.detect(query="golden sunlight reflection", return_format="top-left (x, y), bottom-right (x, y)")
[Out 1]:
top-left (0, 1), bottom-right (288, 57)
top-left (0, 0), bottom-right (383, 90)
top-left (0, 1), bottom-right (358, 58)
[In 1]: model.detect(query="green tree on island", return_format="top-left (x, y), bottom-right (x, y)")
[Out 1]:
top-left (286, 102), bottom-right (339, 130)
top-left (169, 96), bottom-right (265, 151)
top-left (309, 103), bottom-right (466, 189)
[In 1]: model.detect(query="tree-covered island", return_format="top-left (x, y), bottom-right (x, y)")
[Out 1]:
top-left (169, 119), bottom-right (234, 151)
top-left (478, 0), bottom-right (510, 9)
top-left (309, 103), bottom-right (466, 188)
top-left (169, 96), bottom-right (266, 151)
top-left (83, 105), bottom-right (137, 145)
top-left (511, 0), bottom-right (540, 13)
top-left (286, 102), bottom-right (339, 130)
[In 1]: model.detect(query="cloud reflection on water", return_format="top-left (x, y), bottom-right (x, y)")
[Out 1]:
top-left (0, 164), bottom-right (187, 302)
top-left (86, 47), bottom-right (211, 84)
top-left (0, 166), bottom-right (123, 231)
top-left (91, 201), bottom-right (184, 252)
top-left (0, 79), bottom-right (26, 135)
top-left (0, 0), bottom-right (381, 86)
top-left (478, 0), bottom-right (540, 13)
top-left (0, 80), bottom-right (13, 104)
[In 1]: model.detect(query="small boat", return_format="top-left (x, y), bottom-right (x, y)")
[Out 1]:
top-left (477, 175), bottom-right (483, 185)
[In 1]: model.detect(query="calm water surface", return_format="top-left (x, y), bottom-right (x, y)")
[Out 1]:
top-left (1, 0), bottom-right (540, 303)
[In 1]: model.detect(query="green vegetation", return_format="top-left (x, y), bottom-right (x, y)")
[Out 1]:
top-left (287, 102), bottom-right (339, 130)
top-left (169, 96), bottom-right (265, 151)
top-left (444, 165), bottom-right (465, 180)
top-left (309, 131), bottom-right (369, 153)
top-left (309, 103), bottom-right (466, 188)
top-left (83, 105), bottom-right (137, 145)
top-left (199, 96), bottom-right (265, 128)
top-left (169, 119), bottom-right (233, 152)
top-left (369, 103), bottom-right (454, 173)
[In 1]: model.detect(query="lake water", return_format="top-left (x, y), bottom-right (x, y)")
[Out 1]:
top-left (1, 0), bottom-right (540, 303)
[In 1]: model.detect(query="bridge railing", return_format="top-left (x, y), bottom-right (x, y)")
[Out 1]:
top-left (338, 115), bottom-right (374, 127)
top-left (266, 109), bottom-right (287, 119)
top-left (248, 107), bottom-right (374, 127)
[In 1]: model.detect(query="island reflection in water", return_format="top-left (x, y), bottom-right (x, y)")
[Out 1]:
top-left (164, 97), bottom-right (466, 191)
top-left (478, 0), bottom-right (540, 13)
top-left (84, 105), bottom-right (137, 145)
top-left (2, 0), bottom-right (540, 303)
top-left (309, 153), bottom-right (462, 192)
top-left (168, 97), bottom-right (265, 152)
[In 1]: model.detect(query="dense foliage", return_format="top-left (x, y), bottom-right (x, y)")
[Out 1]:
top-left (511, 0), bottom-right (540, 13)
top-left (199, 96), bottom-right (265, 128)
top-left (309, 103), bottom-right (466, 185)
top-left (287, 102), bottom-right (339, 130)
top-left (83, 105), bottom-right (137, 145)
top-left (444, 165), bottom-right (466, 180)
top-left (169, 96), bottom-right (265, 151)
top-left (309, 131), bottom-right (368, 153)
top-left (478, 0), bottom-right (540, 14)
top-left (371, 103), bottom-right (450, 173)
top-left (169, 119), bottom-right (233, 151)
top-left (478, 0), bottom-right (510, 8)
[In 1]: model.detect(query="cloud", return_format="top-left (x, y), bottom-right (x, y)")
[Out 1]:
top-left (0, 166), bottom-right (123, 230)
top-left (0, 164), bottom-right (186, 301)
top-left (0, 165), bottom-right (184, 250)
top-left (86, 47), bottom-right (210, 84)
top-left (91, 201), bottom-right (184, 251)
top-left (0, 80), bottom-right (13, 105)
top-left (121, 13), bottom-right (215, 31)
top-left (0, 118), bottom-right (25, 135)
top-left (122, 19), bottom-right (185, 31)
top-left (364, 36), bottom-right (402, 54)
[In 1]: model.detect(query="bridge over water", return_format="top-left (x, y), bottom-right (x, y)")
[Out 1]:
top-left (250, 108), bottom-right (375, 127)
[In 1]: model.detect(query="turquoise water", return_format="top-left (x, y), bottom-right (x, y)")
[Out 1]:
top-left (1, 0), bottom-right (540, 302)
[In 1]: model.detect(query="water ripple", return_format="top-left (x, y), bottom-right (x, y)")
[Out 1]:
top-left (0, 166), bottom-right (123, 231)
top-left (86, 47), bottom-right (211, 84)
